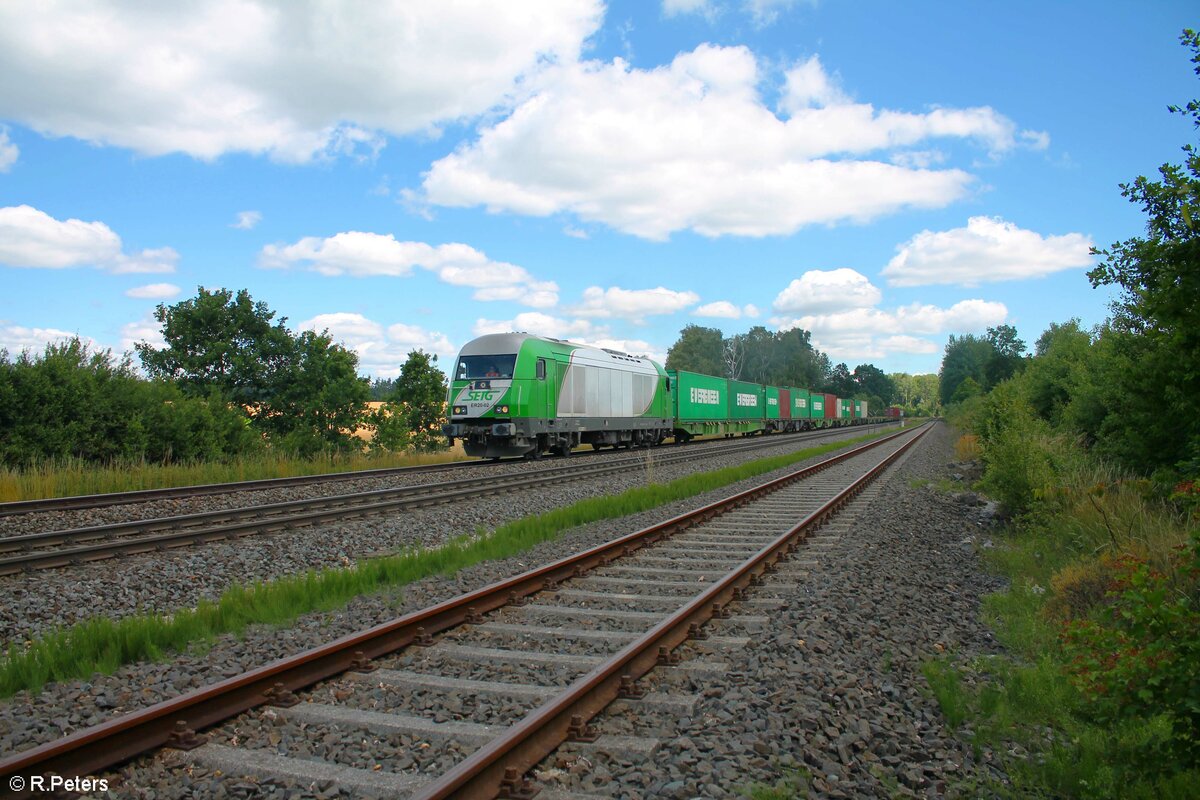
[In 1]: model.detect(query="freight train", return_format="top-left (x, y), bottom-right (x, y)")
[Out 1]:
top-left (441, 333), bottom-right (884, 459)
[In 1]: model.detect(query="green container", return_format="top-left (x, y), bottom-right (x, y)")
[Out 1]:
top-left (839, 399), bottom-right (852, 419)
top-left (765, 386), bottom-right (781, 420)
top-left (670, 370), bottom-right (729, 421)
top-left (789, 388), bottom-right (810, 419)
top-left (809, 392), bottom-right (825, 419)
top-left (730, 381), bottom-right (764, 420)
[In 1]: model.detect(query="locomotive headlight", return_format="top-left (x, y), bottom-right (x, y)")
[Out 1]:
top-left (453, 405), bottom-right (467, 415)
top-left (497, 405), bottom-right (510, 414)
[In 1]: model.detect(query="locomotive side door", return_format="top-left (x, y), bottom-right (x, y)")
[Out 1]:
top-left (537, 357), bottom-right (558, 419)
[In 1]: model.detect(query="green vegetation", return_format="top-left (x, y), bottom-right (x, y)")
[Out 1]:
top-left (1, 287), bottom-right (450, 482)
top-left (665, 323), bottom-right (926, 415)
top-left (925, 32), bottom-right (1200, 797)
top-left (0, 428), bottom-right (892, 697)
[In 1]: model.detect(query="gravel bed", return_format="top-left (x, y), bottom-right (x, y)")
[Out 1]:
top-left (0, 429), bottom-right (880, 645)
top-left (528, 420), bottom-right (1013, 798)
top-left (0, 427), bottom-right (890, 762)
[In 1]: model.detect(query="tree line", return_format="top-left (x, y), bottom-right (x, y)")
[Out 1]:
top-left (664, 323), bottom-right (938, 415)
top-left (0, 287), bottom-right (448, 467)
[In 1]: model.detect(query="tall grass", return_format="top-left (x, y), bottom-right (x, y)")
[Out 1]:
top-left (0, 445), bottom-right (470, 503)
top-left (0, 429), bottom-right (892, 698)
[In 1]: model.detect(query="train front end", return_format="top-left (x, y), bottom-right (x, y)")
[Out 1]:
top-left (441, 333), bottom-right (542, 459)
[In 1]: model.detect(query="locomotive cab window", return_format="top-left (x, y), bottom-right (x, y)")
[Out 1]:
top-left (536, 358), bottom-right (546, 380)
top-left (455, 355), bottom-right (517, 380)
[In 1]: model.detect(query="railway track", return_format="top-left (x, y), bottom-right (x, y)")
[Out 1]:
top-left (0, 423), bottom-right (891, 518)
top-left (0, 424), bottom-right (896, 575)
top-left (0, 422), bottom-right (929, 799)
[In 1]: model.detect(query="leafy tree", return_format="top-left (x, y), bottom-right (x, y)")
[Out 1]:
top-left (369, 377), bottom-right (397, 400)
top-left (939, 334), bottom-right (994, 405)
top-left (852, 363), bottom-right (895, 407)
top-left (260, 330), bottom-right (370, 453)
top-left (774, 327), bottom-right (826, 388)
top-left (666, 325), bottom-right (726, 376)
top-left (985, 324), bottom-right (1027, 387)
top-left (823, 362), bottom-right (856, 396)
top-left (1, 338), bottom-right (256, 466)
top-left (137, 287), bottom-right (294, 408)
top-left (369, 350), bottom-right (449, 453)
top-left (138, 287), bottom-right (371, 454)
top-left (1085, 29), bottom-right (1200, 475)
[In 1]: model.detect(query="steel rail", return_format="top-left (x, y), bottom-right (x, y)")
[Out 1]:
top-left (415, 423), bottom-right (930, 799)
top-left (0, 422), bottom-right (893, 517)
top-left (0, 423), bottom-right (925, 798)
top-left (0, 425), bottom-right (895, 575)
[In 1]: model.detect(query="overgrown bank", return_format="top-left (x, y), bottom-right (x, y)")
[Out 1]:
top-left (925, 413), bottom-right (1199, 798)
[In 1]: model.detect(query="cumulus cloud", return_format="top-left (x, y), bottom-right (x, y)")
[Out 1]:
top-left (0, 324), bottom-right (98, 356)
top-left (423, 45), bottom-right (1041, 240)
top-left (0, 205), bottom-right (177, 273)
top-left (0, 1), bottom-right (602, 162)
top-left (120, 317), bottom-right (166, 353)
top-left (882, 216), bottom-right (1093, 287)
top-left (124, 283), bottom-right (181, 300)
top-left (297, 311), bottom-right (456, 378)
top-left (572, 286), bottom-right (700, 323)
top-left (472, 312), bottom-right (665, 361)
top-left (231, 211), bottom-right (262, 230)
top-left (769, 267), bottom-right (1008, 361)
top-left (772, 268), bottom-right (883, 316)
top-left (0, 128), bottom-right (16, 171)
top-left (261, 232), bottom-right (557, 307)
top-left (694, 300), bottom-right (760, 319)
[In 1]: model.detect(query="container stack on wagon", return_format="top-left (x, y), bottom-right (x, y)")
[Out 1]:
top-left (443, 333), bottom-right (889, 458)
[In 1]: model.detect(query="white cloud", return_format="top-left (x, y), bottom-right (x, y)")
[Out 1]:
top-left (773, 268), bottom-right (883, 315)
top-left (693, 300), bottom-right (760, 320)
top-left (694, 300), bottom-right (743, 319)
top-left (883, 216), bottom-right (1093, 287)
top-left (572, 286), bottom-right (700, 323)
top-left (124, 283), bottom-right (181, 300)
top-left (472, 312), bottom-right (665, 362)
top-left (0, 324), bottom-right (98, 356)
top-left (297, 312), bottom-right (456, 378)
top-left (0, 205), bottom-right (176, 273)
top-left (769, 265), bottom-right (1008, 362)
top-left (779, 55), bottom-right (849, 111)
top-left (0, 128), bottom-right (16, 171)
top-left (0, 1), bottom-right (602, 162)
top-left (231, 211), bottom-right (262, 230)
top-left (120, 317), bottom-right (166, 353)
top-left (473, 312), bottom-right (599, 340)
top-left (423, 45), bottom-right (1040, 240)
top-left (261, 232), bottom-right (557, 308)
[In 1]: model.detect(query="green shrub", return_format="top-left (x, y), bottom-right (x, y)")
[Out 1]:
top-left (1060, 532), bottom-right (1200, 769)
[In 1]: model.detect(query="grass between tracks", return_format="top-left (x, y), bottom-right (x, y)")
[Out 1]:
top-left (0, 427), bottom-right (902, 698)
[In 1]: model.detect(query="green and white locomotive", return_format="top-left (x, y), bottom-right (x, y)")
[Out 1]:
top-left (442, 333), bottom-right (674, 459)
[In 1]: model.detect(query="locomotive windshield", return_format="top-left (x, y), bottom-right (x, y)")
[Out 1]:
top-left (455, 354), bottom-right (517, 380)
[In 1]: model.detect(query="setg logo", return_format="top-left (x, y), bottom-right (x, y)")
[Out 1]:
top-left (467, 390), bottom-right (497, 402)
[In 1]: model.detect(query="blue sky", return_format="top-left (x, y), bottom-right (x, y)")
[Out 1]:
top-left (0, 1), bottom-right (1194, 378)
